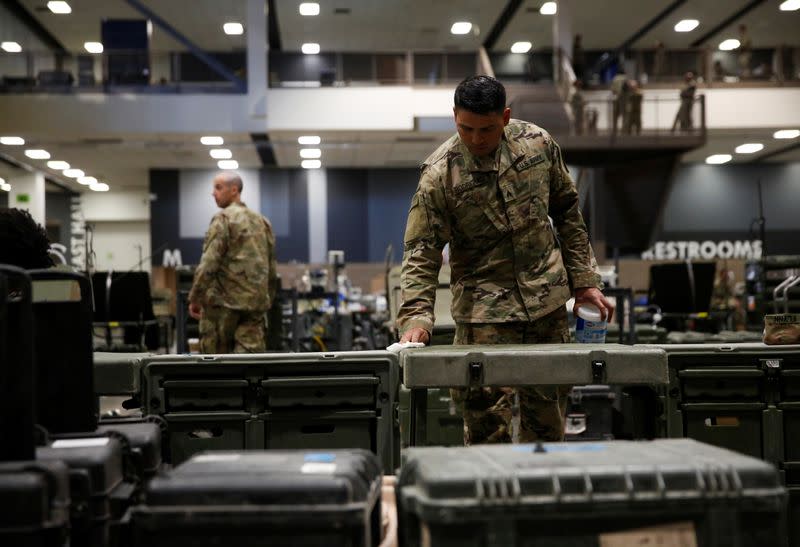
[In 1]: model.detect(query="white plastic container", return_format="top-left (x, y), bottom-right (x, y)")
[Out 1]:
top-left (575, 304), bottom-right (607, 343)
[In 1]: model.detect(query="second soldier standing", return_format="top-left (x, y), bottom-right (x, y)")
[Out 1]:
top-left (397, 76), bottom-right (613, 445)
top-left (188, 172), bottom-right (277, 353)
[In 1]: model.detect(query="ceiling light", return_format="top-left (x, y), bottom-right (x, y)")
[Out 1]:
top-left (201, 136), bottom-right (224, 145)
top-left (302, 43), bottom-right (320, 54)
top-left (718, 39), bottom-right (740, 51)
top-left (1, 42), bottom-right (22, 53)
top-left (223, 22), bottom-right (244, 35)
top-left (0, 136), bottom-right (25, 145)
top-left (301, 160), bottom-right (321, 169)
top-left (511, 41), bottom-right (532, 53)
top-left (77, 176), bottom-right (97, 185)
top-left (298, 135), bottom-right (321, 145)
top-left (705, 154), bottom-right (732, 164)
top-left (299, 2), bottom-right (320, 16)
top-left (63, 168), bottom-right (84, 178)
top-left (774, 129), bottom-right (800, 139)
top-left (47, 160), bottom-right (70, 170)
top-left (450, 22), bottom-right (472, 35)
top-left (300, 148), bottom-right (321, 159)
top-left (735, 143), bottom-right (764, 154)
top-left (84, 42), bottom-right (103, 54)
top-left (674, 19), bottom-right (699, 32)
top-left (24, 149), bottom-right (50, 160)
top-left (209, 148), bottom-right (232, 159)
top-left (779, 0), bottom-right (800, 10)
top-left (218, 160), bottom-right (239, 169)
top-left (47, 1), bottom-right (71, 14)
top-left (540, 2), bottom-right (557, 15)
top-left (89, 182), bottom-right (109, 192)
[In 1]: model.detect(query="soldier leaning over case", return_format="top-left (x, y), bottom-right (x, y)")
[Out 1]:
top-left (188, 172), bottom-right (277, 353)
top-left (397, 75), bottom-right (614, 445)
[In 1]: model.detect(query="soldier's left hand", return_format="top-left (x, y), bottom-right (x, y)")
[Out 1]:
top-left (574, 287), bottom-right (615, 322)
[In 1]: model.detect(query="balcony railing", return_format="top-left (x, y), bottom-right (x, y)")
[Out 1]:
top-left (578, 46), bottom-right (800, 87)
top-left (0, 49), bottom-right (246, 94)
top-left (2, 45), bottom-right (798, 95)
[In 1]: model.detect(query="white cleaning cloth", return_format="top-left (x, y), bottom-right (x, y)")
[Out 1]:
top-left (386, 342), bottom-right (426, 353)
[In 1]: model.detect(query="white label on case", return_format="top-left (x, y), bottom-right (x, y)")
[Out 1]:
top-left (301, 462), bottom-right (337, 474)
top-left (192, 454), bottom-right (242, 463)
top-left (52, 438), bottom-right (110, 448)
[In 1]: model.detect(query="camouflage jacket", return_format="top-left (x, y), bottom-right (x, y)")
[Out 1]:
top-left (397, 119), bottom-right (601, 334)
top-left (189, 201), bottom-right (277, 311)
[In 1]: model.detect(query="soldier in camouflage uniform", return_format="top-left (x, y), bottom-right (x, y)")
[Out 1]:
top-left (189, 172), bottom-right (277, 353)
top-left (397, 75), bottom-right (613, 445)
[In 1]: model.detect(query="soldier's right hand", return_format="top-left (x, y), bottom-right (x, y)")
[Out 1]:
top-left (400, 327), bottom-right (430, 345)
top-left (188, 302), bottom-right (203, 320)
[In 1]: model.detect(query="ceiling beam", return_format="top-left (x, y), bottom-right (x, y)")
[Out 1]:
top-left (123, 0), bottom-right (245, 91)
top-left (690, 0), bottom-right (767, 47)
top-left (748, 140), bottom-right (800, 163)
top-left (618, 0), bottom-right (687, 52)
top-left (482, 0), bottom-right (524, 52)
top-left (3, 0), bottom-right (68, 54)
top-left (268, 0), bottom-right (282, 51)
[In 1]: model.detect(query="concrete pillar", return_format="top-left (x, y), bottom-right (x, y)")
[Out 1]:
top-left (9, 171), bottom-right (45, 225)
top-left (307, 169), bottom-right (328, 263)
top-left (247, 0), bottom-right (268, 120)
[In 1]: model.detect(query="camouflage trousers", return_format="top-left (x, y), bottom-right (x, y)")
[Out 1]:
top-left (199, 306), bottom-right (267, 354)
top-left (450, 306), bottom-right (571, 445)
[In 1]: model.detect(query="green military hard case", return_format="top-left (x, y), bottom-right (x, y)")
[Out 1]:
top-left (657, 342), bottom-right (800, 468)
top-left (397, 439), bottom-right (789, 547)
top-left (400, 344), bottom-right (668, 446)
top-left (140, 351), bottom-right (399, 471)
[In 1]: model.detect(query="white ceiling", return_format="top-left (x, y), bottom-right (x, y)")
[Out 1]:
top-left (1, 0), bottom-right (799, 193)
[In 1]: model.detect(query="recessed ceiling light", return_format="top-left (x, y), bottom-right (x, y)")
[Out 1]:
top-left (223, 22), bottom-right (244, 35)
top-left (705, 154), bottom-right (732, 164)
top-left (201, 136), bottom-right (224, 145)
top-left (718, 39), bottom-right (740, 51)
top-left (540, 2), bottom-right (557, 15)
top-left (47, 1), bottom-right (71, 14)
top-left (299, 2), bottom-right (320, 16)
top-left (218, 160), bottom-right (239, 170)
top-left (298, 135), bottom-right (321, 145)
top-left (84, 42), bottom-right (103, 54)
top-left (735, 143), bottom-right (764, 154)
top-left (450, 22), bottom-right (472, 35)
top-left (90, 182), bottom-right (109, 192)
top-left (63, 169), bottom-right (84, 178)
top-left (774, 129), bottom-right (800, 139)
top-left (24, 149), bottom-right (50, 160)
top-left (300, 148), bottom-right (321, 159)
top-left (47, 160), bottom-right (70, 170)
top-left (301, 160), bottom-right (322, 169)
top-left (511, 41), bottom-right (532, 53)
top-left (674, 19), bottom-right (699, 32)
top-left (209, 148), bottom-right (232, 159)
top-left (302, 43), bottom-right (320, 54)
top-left (0, 136), bottom-right (25, 145)
top-left (1, 42), bottom-right (22, 53)
top-left (77, 176), bottom-right (97, 185)
top-left (779, 0), bottom-right (800, 10)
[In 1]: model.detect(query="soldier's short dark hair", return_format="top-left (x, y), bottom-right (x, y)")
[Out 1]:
top-left (0, 208), bottom-right (55, 269)
top-left (454, 75), bottom-right (506, 115)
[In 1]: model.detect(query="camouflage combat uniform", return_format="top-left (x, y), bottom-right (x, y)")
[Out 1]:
top-left (397, 119), bottom-right (601, 445)
top-left (189, 201), bottom-right (277, 354)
